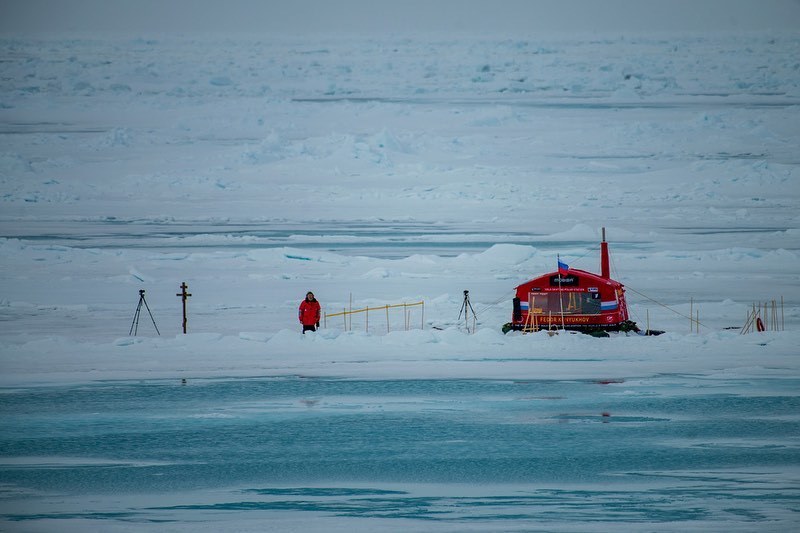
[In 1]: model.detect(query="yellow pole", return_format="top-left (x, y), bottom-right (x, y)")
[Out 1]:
top-left (767, 300), bottom-right (771, 331)
top-left (773, 299), bottom-right (777, 331)
top-left (769, 300), bottom-right (773, 331)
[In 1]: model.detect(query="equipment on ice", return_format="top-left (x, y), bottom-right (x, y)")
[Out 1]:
top-left (129, 289), bottom-right (160, 336)
top-left (458, 289), bottom-right (477, 333)
top-left (504, 228), bottom-right (638, 335)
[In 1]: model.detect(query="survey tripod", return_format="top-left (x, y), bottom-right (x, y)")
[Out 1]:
top-left (129, 289), bottom-right (160, 336)
top-left (458, 289), bottom-right (477, 333)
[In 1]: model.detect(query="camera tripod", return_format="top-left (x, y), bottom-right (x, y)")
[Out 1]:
top-left (458, 289), bottom-right (477, 333)
top-left (129, 289), bottom-right (160, 336)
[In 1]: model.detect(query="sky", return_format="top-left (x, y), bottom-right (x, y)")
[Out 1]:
top-left (1, 0), bottom-right (799, 35)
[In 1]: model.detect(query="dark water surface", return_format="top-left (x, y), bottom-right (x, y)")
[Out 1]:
top-left (1, 376), bottom-right (798, 530)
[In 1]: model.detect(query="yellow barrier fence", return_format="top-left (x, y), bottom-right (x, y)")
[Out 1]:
top-left (323, 301), bottom-right (424, 333)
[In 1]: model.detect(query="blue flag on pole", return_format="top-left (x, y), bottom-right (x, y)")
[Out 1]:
top-left (557, 258), bottom-right (569, 275)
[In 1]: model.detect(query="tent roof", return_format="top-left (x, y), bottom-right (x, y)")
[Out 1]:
top-left (516, 268), bottom-right (623, 290)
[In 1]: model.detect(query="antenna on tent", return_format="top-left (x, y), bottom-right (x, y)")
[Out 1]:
top-left (557, 254), bottom-right (566, 330)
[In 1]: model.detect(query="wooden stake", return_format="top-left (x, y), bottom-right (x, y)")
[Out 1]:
top-left (774, 300), bottom-right (778, 331)
top-left (754, 303), bottom-right (759, 333)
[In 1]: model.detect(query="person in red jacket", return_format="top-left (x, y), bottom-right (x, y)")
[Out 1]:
top-left (299, 291), bottom-right (321, 333)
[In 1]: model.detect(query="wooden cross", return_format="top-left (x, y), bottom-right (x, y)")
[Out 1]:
top-left (176, 282), bottom-right (192, 334)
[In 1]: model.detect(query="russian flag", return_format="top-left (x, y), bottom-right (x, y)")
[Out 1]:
top-left (557, 258), bottom-right (569, 276)
top-left (601, 300), bottom-right (618, 311)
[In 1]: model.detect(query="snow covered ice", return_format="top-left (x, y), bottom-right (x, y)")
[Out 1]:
top-left (1, 28), bottom-right (800, 531)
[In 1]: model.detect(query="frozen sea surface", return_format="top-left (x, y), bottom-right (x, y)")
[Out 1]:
top-left (1, 219), bottom-right (797, 259)
top-left (1, 376), bottom-right (798, 531)
top-left (1, 30), bottom-right (799, 532)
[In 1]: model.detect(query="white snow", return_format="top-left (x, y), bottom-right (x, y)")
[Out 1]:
top-left (0, 31), bottom-right (798, 387)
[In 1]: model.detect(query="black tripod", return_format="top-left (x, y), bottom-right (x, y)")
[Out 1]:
top-left (129, 289), bottom-right (160, 336)
top-left (458, 289), bottom-right (477, 333)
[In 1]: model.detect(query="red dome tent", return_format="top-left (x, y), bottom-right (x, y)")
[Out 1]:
top-left (505, 229), bottom-right (636, 334)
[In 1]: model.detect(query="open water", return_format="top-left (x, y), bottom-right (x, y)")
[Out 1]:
top-left (1, 376), bottom-right (798, 531)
